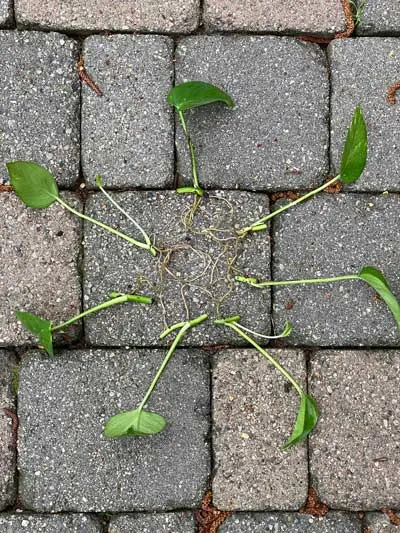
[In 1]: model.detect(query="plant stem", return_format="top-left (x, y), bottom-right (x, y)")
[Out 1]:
top-left (51, 293), bottom-right (152, 332)
top-left (178, 110), bottom-right (203, 196)
top-left (215, 318), bottom-right (303, 396)
top-left (236, 273), bottom-right (359, 288)
top-left (55, 196), bottom-right (157, 256)
top-left (238, 175), bottom-right (340, 236)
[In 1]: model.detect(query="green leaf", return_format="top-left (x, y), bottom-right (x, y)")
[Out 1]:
top-left (281, 393), bottom-right (318, 450)
top-left (6, 161), bottom-right (59, 208)
top-left (339, 106), bottom-right (367, 183)
top-left (103, 408), bottom-right (167, 438)
top-left (167, 81), bottom-right (234, 112)
top-left (358, 266), bottom-right (400, 332)
top-left (15, 310), bottom-right (53, 356)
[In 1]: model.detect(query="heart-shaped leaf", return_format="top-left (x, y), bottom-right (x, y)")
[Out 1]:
top-left (103, 408), bottom-right (167, 438)
top-left (6, 161), bottom-right (59, 208)
top-left (281, 393), bottom-right (318, 450)
top-left (359, 266), bottom-right (400, 332)
top-left (167, 81), bottom-right (234, 112)
top-left (15, 310), bottom-right (53, 356)
top-left (339, 106), bottom-right (367, 184)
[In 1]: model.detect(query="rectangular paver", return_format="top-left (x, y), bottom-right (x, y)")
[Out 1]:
top-left (81, 35), bottom-right (174, 189)
top-left (0, 351), bottom-right (17, 510)
top-left (0, 513), bottom-right (102, 532)
top-left (0, 0), bottom-right (12, 26)
top-left (356, 0), bottom-right (400, 35)
top-left (203, 0), bottom-right (346, 35)
top-left (18, 349), bottom-right (210, 511)
top-left (175, 36), bottom-right (329, 191)
top-left (15, 0), bottom-right (200, 32)
top-left (0, 193), bottom-right (82, 346)
top-left (0, 31), bottom-right (80, 186)
top-left (109, 512), bottom-right (196, 532)
top-left (83, 191), bottom-right (271, 346)
top-left (329, 38), bottom-right (400, 191)
top-left (309, 350), bottom-right (400, 510)
top-left (272, 193), bottom-right (400, 346)
top-left (212, 349), bottom-right (308, 511)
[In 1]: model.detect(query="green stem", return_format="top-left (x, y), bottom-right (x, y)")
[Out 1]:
top-left (55, 196), bottom-right (157, 256)
top-left (238, 175), bottom-right (340, 235)
top-left (215, 318), bottom-right (303, 396)
top-left (178, 110), bottom-right (203, 196)
top-left (236, 274), bottom-right (359, 288)
top-left (51, 294), bottom-right (152, 332)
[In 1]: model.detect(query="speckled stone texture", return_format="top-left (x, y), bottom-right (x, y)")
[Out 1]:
top-left (0, 514), bottom-right (102, 532)
top-left (329, 38), bottom-right (400, 191)
top-left (212, 349), bottom-right (308, 511)
top-left (174, 36), bottom-right (329, 191)
top-left (272, 193), bottom-right (400, 346)
top-left (0, 351), bottom-right (16, 510)
top-left (356, 0), bottom-right (400, 35)
top-left (109, 512), bottom-right (196, 532)
top-left (218, 511), bottom-right (362, 532)
top-left (0, 193), bottom-right (81, 346)
top-left (309, 350), bottom-right (400, 510)
top-left (18, 349), bottom-right (210, 511)
top-left (83, 191), bottom-right (271, 346)
top-left (203, 0), bottom-right (346, 34)
top-left (15, 0), bottom-right (200, 32)
top-left (0, 31), bottom-right (79, 186)
top-left (0, 0), bottom-right (12, 26)
top-left (365, 512), bottom-right (400, 532)
top-left (81, 35), bottom-right (174, 189)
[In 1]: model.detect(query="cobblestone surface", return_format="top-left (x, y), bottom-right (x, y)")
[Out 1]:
top-left (0, 513), bottom-right (102, 531)
top-left (272, 193), bottom-right (400, 346)
top-left (175, 36), bottom-right (329, 191)
top-left (0, 0), bottom-right (12, 26)
top-left (0, 351), bottom-right (16, 510)
top-left (0, 31), bottom-right (79, 186)
top-left (109, 512), bottom-right (196, 532)
top-left (309, 350), bottom-right (400, 510)
top-left (365, 512), bottom-right (400, 532)
top-left (212, 349), bottom-right (308, 510)
top-left (81, 35), bottom-right (174, 189)
top-left (356, 0), bottom-right (400, 35)
top-left (15, 0), bottom-right (200, 32)
top-left (18, 349), bottom-right (210, 511)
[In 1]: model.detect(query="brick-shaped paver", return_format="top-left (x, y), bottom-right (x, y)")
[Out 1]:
top-left (81, 35), bottom-right (174, 189)
top-left (203, 0), bottom-right (346, 34)
top-left (0, 31), bottom-right (79, 186)
top-left (212, 349), bottom-right (308, 510)
top-left (272, 193), bottom-right (400, 346)
top-left (309, 350), bottom-right (400, 510)
top-left (83, 191), bottom-right (271, 346)
top-left (0, 193), bottom-right (81, 346)
top-left (15, 0), bottom-right (199, 33)
top-left (356, 1), bottom-right (400, 35)
top-left (18, 349), bottom-right (210, 511)
top-left (109, 512), bottom-right (195, 532)
top-left (175, 36), bottom-right (329, 191)
top-left (0, 0), bottom-right (12, 26)
top-left (218, 511), bottom-right (362, 532)
top-left (0, 351), bottom-right (16, 510)
top-left (365, 512), bottom-right (400, 532)
top-left (0, 513), bottom-right (102, 532)
top-left (329, 38), bottom-right (400, 191)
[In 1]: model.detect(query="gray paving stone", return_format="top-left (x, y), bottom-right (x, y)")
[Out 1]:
top-left (83, 190), bottom-right (271, 347)
top-left (356, 1), bottom-right (400, 35)
top-left (0, 351), bottom-right (16, 510)
top-left (0, 513), bottom-right (102, 532)
top-left (272, 193), bottom-right (400, 346)
top-left (309, 350), bottom-right (400, 510)
top-left (15, 0), bottom-right (199, 33)
top-left (0, 1), bottom-right (12, 26)
top-left (81, 35), bottom-right (174, 189)
top-left (329, 38), bottom-right (400, 191)
top-left (218, 511), bottom-right (362, 532)
top-left (0, 31), bottom-right (80, 186)
top-left (365, 512), bottom-right (400, 532)
top-left (109, 512), bottom-right (195, 532)
top-left (0, 193), bottom-right (82, 347)
top-left (175, 36), bottom-right (329, 191)
top-left (203, 0), bottom-right (346, 34)
top-left (18, 348), bottom-right (210, 511)
top-left (212, 349), bottom-right (308, 511)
